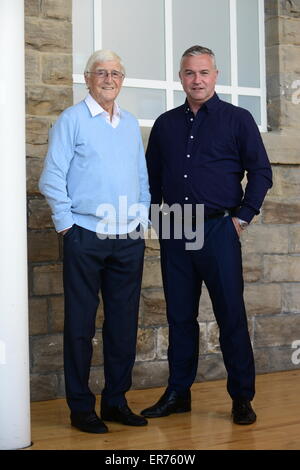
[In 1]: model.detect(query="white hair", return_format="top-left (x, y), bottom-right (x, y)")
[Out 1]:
top-left (84, 49), bottom-right (125, 74)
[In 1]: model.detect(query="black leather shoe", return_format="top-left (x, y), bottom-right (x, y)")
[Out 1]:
top-left (70, 411), bottom-right (108, 433)
top-left (141, 389), bottom-right (191, 418)
top-left (101, 403), bottom-right (148, 426)
top-left (232, 399), bottom-right (257, 425)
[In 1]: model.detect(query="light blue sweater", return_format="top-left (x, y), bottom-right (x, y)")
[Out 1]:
top-left (39, 100), bottom-right (151, 234)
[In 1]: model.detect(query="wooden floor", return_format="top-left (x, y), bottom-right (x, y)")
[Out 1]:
top-left (26, 370), bottom-right (300, 450)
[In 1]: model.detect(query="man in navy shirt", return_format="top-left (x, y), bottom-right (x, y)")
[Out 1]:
top-left (141, 45), bottom-right (272, 425)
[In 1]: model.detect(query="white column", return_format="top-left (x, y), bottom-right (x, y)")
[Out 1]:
top-left (0, 0), bottom-right (31, 450)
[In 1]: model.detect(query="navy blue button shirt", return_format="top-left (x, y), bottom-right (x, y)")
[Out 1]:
top-left (146, 93), bottom-right (272, 223)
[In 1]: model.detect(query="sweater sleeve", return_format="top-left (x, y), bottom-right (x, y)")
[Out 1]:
top-left (39, 111), bottom-right (76, 232)
top-left (135, 128), bottom-right (151, 228)
top-left (235, 110), bottom-right (273, 223)
top-left (145, 118), bottom-right (163, 210)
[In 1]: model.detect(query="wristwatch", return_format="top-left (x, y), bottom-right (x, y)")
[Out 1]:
top-left (238, 218), bottom-right (249, 230)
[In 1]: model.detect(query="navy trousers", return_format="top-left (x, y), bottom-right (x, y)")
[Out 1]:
top-left (63, 224), bottom-right (145, 412)
top-left (160, 215), bottom-right (255, 400)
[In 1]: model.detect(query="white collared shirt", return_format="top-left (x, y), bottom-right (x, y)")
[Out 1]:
top-left (85, 93), bottom-right (121, 128)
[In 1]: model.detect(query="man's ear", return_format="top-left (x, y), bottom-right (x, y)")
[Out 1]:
top-left (84, 73), bottom-right (90, 90)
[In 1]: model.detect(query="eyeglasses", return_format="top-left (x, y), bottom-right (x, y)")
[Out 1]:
top-left (86, 70), bottom-right (125, 80)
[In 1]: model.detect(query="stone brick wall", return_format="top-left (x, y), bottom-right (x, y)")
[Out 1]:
top-left (26, 0), bottom-right (300, 402)
top-left (260, 0), bottom-right (300, 372)
top-left (25, 0), bottom-right (73, 400)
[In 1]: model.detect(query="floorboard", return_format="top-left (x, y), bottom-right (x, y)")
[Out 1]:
top-left (25, 370), bottom-right (300, 450)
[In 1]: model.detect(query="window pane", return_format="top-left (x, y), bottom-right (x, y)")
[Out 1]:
top-left (102, 0), bottom-right (165, 80)
top-left (118, 88), bottom-right (166, 120)
top-left (237, 0), bottom-right (260, 87)
top-left (238, 95), bottom-right (261, 125)
top-left (219, 94), bottom-right (231, 103)
top-left (173, 0), bottom-right (231, 85)
top-left (174, 91), bottom-right (185, 108)
top-left (73, 84), bottom-right (87, 104)
top-left (72, 0), bottom-right (94, 74)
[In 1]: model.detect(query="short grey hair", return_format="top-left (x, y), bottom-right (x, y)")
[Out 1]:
top-left (180, 45), bottom-right (217, 69)
top-left (84, 49), bottom-right (125, 75)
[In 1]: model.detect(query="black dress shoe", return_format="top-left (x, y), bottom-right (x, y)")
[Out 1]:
top-left (70, 411), bottom-right (108, 434)
top-left (141, 389), bottom-right (191, 418)
top-left (101, 403), bottom-right (148, 426)
top-left (232, 399), bottom-right (257, 425)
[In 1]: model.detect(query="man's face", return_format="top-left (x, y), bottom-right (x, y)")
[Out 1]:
top-left (179, 54), bottom-right (218, 107)
top-left (85, 60), bottom-right (124, 107)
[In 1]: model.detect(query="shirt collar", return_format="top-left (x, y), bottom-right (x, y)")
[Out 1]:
top-left (184, 92), bottom-right (220, 115)
top-left (84, 93), bottom-right (121, 118)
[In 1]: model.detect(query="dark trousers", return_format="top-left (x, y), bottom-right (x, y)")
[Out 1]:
top-left (160, 215), bottom-right (255, 400)
top-left (63, 224), bottom-right (145, 412)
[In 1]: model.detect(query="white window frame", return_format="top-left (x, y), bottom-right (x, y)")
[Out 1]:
top-left (73, 0), bottom-right (267, 131)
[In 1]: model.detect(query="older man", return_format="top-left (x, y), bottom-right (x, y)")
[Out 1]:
top-left (39, 50), bottom-right (150, 433)
top-left (142, 45), bottom-right (272, 425)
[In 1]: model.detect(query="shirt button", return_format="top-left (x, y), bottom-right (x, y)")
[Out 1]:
top-left (190, 118), bottom-right (194, 121)
top-left (190, 135), bottom-right (194, 139)
top-left (185, 197), bottom-right (189, 201)
top-left (184, 174), bottom-right (187, 178)
top-left (187, 154), bottom-right (191, 158)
